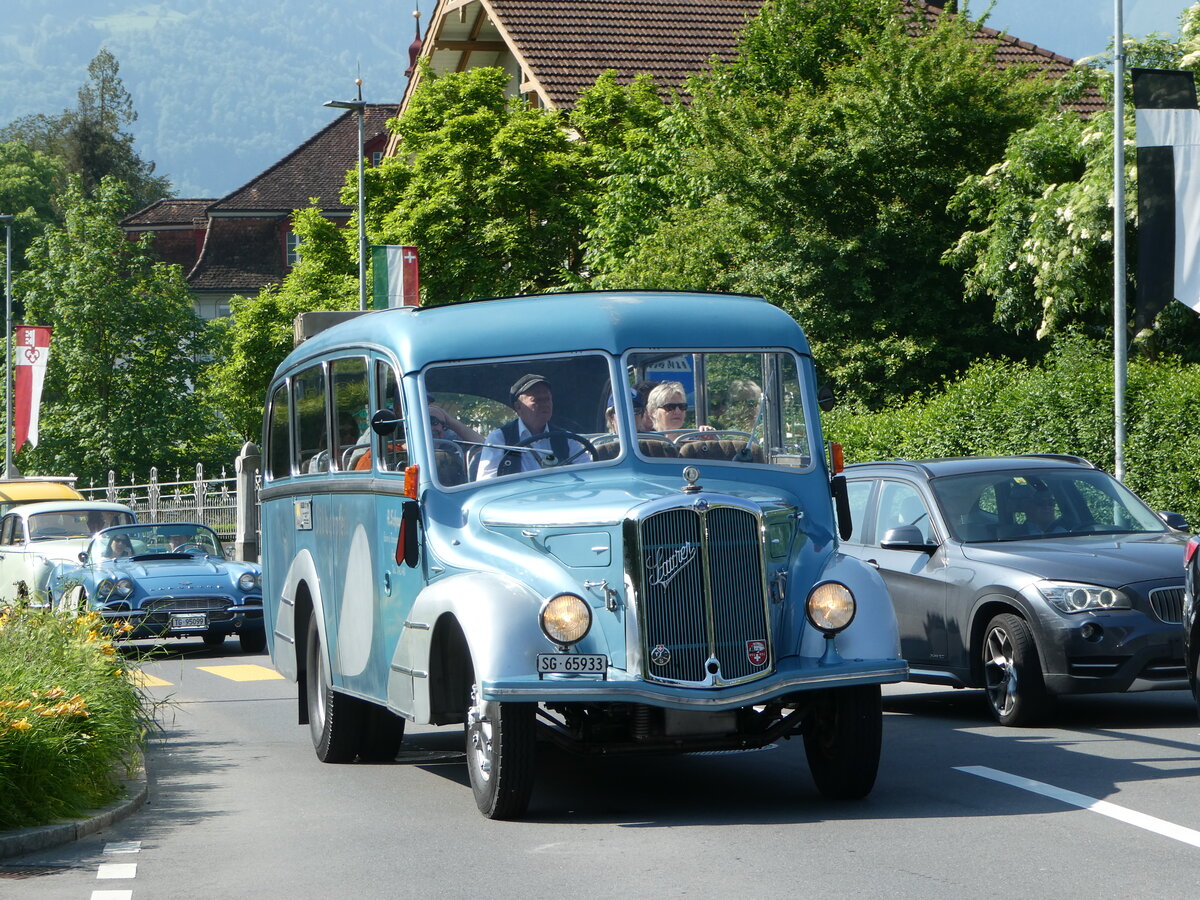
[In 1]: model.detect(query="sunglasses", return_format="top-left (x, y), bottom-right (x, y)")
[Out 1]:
top-left (659, 402), bottom-right (688, 412)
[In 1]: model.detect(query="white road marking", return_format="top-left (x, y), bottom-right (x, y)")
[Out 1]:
top-left (103, 841), bottom-right (141, 854)
top-left (96, 863), bottom-right (137, 879)
top-left (958, 765), bottom-right (1200, 849)
top-left (90, 892), bottom-right (133, 900)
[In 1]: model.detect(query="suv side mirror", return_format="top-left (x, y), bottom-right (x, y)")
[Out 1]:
top-left (880, 526), bottom-right (938, 553)
top-left (1159, 511), bottom-right (1189, 532)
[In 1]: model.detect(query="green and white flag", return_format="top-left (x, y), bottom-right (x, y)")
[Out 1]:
top-left (371, 245), bottom-right (420, 308)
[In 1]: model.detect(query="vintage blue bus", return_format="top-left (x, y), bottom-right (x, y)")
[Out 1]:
top-left (260, 290), bottom-right (905, 819)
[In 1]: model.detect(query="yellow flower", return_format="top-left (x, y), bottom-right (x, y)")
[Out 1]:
top-left (14, 699), bottom-right (30, 710)
top-left (10, 718), bottom-right (31, 731)
top-left (43, 687), bottom-right (65, 700)
top-left (86, 629), bottom-right (100, 643)
top-left (101, 644), bottom-right (116, 656)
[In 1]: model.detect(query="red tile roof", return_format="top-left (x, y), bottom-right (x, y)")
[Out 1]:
top-left (120, 198), bottom-right (215, 228)
top-left (211, 104), bottom-right (398, 213)
top-left (485, 0), bottom-right (764, 108)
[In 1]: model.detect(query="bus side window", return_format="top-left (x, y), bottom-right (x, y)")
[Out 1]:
top-left (331, 356), bottom-right (369, 471)
top-left (374, 361), bottom-right (407, 473)
top-left (294, 364), bottom-right (328, 474)
top-left (266, 382), bottom-right (292, 479)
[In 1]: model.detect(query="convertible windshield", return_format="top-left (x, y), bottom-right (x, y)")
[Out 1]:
top-left (88, 524), bottom-right (224, 560)
top-left (930, 467), bottom-right (1168, 543)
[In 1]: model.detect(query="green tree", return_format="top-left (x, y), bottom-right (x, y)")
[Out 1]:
top-left (366, 62), bottom-right (593, 304)
top-left (587, 0), bottom-right (1054, 404)
top-left (15, 176), bottom-right (234, 482)
top-left (1, 49), bottom-right (171, 214)
top-left (945, 5), bottom-right (1200, 355)
top-left (0, 140), bottom-right (62, 282)
top-left (204, 206), bottom-right (357, 438)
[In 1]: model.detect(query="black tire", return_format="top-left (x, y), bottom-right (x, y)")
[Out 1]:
top-left (465, 682), bottom-right (535, 819)
top-left (239, 629), bottom-right (266, 653)
top-left (358, 704), bottom-right (406, 763)
top-left (305, 611), bottom-right (365, 763)
top-left (981, 612), bottom-right (1052, 726)
top-left (202, 632), bottom-right (225, 648)
top-left (803, 685), bottom-right (883, 800)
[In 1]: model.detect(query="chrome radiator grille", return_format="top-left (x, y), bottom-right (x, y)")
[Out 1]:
top-left (634, 502), bottom-right (771, 686)
top-left (1149, 586), bottom-right (1184, 624)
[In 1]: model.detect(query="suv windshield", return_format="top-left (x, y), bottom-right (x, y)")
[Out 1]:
top-left (930, 467), bottom-right (1168, 542)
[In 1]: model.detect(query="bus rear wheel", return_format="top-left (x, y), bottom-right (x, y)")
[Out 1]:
top-left (305, 611), bottom-right (365, 763)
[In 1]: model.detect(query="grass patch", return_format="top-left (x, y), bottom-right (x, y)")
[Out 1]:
top-left (0, 604), bottom-right (156, 830)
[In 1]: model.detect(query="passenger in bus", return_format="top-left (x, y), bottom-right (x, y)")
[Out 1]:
top-left (476, 374), bottom-right (588, 479)
top-left (309, 413), bottom-right (362, 473)
top-left (646, 382), bottom-right (713, 437)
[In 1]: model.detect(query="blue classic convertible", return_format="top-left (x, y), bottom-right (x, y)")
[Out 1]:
top-left (52, 522), bottom-right (265, 652)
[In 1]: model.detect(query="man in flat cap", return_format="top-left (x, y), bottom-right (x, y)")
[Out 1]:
top-left (476, 374), bottom-right (587, 478)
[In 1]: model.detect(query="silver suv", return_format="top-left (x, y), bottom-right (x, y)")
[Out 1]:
top-left (839, 455), bottom-right (1189, 726)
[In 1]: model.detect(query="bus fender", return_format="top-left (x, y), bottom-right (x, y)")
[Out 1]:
top-left (389, 571), bottom-right (547, 724)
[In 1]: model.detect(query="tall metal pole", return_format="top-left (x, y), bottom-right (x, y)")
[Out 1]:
top-left (324, 82), bottom-right (368, 311)
top-left (1113, 0), bottom-right (1127, 481)
top-left (0, 215), bottom-right (12, 479)
top-left (355, 78), bottom-right (366, 312)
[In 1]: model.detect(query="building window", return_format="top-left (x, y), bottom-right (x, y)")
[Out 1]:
top-left (371, 151), bottom-right (383, 167)
top-left (286, 231), bottom-right (302, 266)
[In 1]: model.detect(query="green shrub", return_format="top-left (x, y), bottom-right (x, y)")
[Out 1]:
top-left (825, 335), bottom-right (1200, 527)
top-left (0, 606), bottom-right (154, 830)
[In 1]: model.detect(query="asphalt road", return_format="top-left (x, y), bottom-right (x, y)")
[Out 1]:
top-left (6, 639), bottom-right (1200, 899)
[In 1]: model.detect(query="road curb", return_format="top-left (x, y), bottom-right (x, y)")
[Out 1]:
top-left (0, 760), bottom-right (147, 860)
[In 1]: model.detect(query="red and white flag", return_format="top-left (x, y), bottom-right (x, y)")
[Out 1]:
top-left (13, 325), bottom-right (51, 453)
top-left (371, 245), bottom-right (420, 308)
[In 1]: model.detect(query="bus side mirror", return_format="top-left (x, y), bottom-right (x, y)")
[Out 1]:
top-left (372, 408), bottom-right (402, 436)
top-left (395, 500), bottom-right (420, 568)
top-left (817, 385), bottom-right (836, 412)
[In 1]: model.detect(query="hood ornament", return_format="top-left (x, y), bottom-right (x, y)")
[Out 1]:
top-left (682, 465), bottom-right (702, 494)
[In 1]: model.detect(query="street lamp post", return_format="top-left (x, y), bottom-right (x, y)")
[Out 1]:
top-left (0, 214), bottom-right (13, 479)
top-left (324, 80), bottom-right (368, 311)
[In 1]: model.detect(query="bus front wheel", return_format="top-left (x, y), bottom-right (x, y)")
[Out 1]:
top-left (465, 681), bottom-right (535, 819)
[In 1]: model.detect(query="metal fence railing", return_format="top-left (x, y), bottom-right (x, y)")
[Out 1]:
top-left (78, 465), bottom-right (238, 541)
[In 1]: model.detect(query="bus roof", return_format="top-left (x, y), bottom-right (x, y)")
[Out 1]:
top-left (276, 291), bottom-right (811, 377)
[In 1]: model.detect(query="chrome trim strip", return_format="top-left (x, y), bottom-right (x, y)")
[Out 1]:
top-left (390, 663), bottom-right (428, 678)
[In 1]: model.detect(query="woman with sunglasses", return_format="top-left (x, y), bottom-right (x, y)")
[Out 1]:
top-left (645, 381), bottom-right (692, 433)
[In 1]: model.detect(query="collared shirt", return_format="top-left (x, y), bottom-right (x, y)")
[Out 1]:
top-left (476, 420), bottom-right (584, 479)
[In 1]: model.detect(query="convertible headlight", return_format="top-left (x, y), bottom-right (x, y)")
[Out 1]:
top-left (115, 578), bottom-right (134, 597)
top-left (238, 572), bottom-right (260, 592)
top-left (1036, 580), bottom-right (1130, 613)
top-left (97, 578), bottom-right (116, 598)
top-left (540, 593), bottom-right (591, 646)
top-left (806, 582), bottom-right (856, 634)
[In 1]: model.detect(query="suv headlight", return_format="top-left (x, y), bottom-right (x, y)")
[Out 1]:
top-left (1036, 580), bottom-right (1130, 613)
top-left (806, 582), bottom-right (856, 634)
top-left (540, 593), bottom-right (591, 646)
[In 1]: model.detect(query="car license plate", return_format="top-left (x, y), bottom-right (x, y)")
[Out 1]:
top-left (536, 653), bottom-right (607, 675)
top-left (169, 613), bottom-right (208, 630)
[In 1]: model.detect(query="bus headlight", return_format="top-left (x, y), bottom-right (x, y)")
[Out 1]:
top-left (540, 593), bottom-right (591, 646)
top-left (806, 582), bottom-right (856, 634)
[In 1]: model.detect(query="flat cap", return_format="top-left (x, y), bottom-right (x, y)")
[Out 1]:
top-left (510, 373), bottom-right (550, 400)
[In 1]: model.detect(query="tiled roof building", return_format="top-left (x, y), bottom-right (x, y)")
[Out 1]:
top-left (122, 105), bottom-right (396, 319)
top-left (401, 0), bottom-right (1100, 116)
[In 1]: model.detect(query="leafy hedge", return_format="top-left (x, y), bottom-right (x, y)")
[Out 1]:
top-left (824, 336), bottom-right (1200, 527)
top-left (0, 607), bottom-right (153, 830)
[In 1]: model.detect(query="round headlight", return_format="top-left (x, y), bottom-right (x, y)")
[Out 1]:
top-left (115, 578), bottom-right (134, 597)
top-left (238, 572), bottom-right (260, 592)
top-left (806, 582), bottom-right (856, 634)
top-left (96, 578), bottom-right (116, 598)
top-left (540, 593), bottom-right (592, 646)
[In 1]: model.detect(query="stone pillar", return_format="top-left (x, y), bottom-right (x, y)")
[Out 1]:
top-left (234, 442), bottom-right (261, 562)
